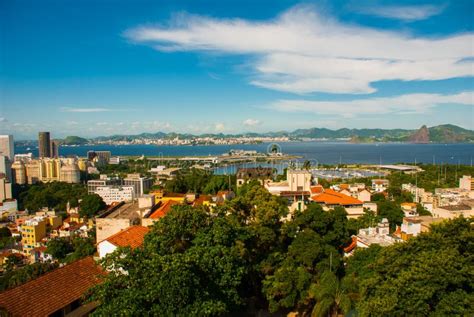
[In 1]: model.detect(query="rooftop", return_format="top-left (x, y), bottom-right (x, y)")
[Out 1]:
top-left (149, 200), bottom-right (180, 219)
top-left (311, 189), bottom-right (363, 206)
top-left (0, 257), bottom-right (104, 316)
top-left (103, 226), bottom-right (149, 248)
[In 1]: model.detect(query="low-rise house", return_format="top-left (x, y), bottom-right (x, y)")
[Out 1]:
top-left (97, 226), bottom-right (149, 258)
top-left (400, 202), bottom-right (418, 217)
top-left (432, 203), bottom-right (474, 219)
top-left (398, 216), bottom-right (444, 241)
top-left (21, 217), bottom-right (47, 255)
top-left (29, 246), bottom-right (53, 263)
top-left (311, 188), bottom-right (364, 218)
top-left (344, 219), bottom-right (400, 256)
top-left (371, 179), bottom-right (389, 192)
top-left (0, 257), bottom-right (104, 316)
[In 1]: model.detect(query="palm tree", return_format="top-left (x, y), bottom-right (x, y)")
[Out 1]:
top-left (309, 271), bottom-right (354, 317)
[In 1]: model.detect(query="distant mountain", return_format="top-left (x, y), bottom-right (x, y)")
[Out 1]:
top-left (61, 136), bottom-right (89, 145)
top-left (408, 125), bottom-right (430, 143)
top-left (24, 124), bottom-right (468, 145)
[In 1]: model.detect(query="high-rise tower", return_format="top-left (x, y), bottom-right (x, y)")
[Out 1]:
top-left (38, 132), bottom-right (51, 158)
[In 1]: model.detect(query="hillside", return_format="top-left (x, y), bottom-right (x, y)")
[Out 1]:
top-left (61, 136), bottom-right (89, 145)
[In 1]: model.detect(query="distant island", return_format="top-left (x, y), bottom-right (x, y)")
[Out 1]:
top-left (14, 124), bottom-right (474, 146)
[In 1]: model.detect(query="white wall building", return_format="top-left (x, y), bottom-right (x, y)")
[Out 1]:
top-left (95, 186), bottom-right (135, 205)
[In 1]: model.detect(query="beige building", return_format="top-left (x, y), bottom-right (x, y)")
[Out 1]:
top-left (11, 161), bottom-right (27, 185)
top-left (0, 135), bottom-right (14, 160)
top-left (399, 216), bottom-right (444, 240)
top-left (25, 161), bottom-right (40, 184)
top-left (459, 175), bottom-right (473, 191)
top-left (0, 176), bottom-right (12, 202)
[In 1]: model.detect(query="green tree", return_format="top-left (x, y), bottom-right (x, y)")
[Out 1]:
top-left (309, 271), bottom-right (354, 317)
top-left (46, 238), bottom-right (73, 261)
top-left (79, 194), bottom-right (106, 218)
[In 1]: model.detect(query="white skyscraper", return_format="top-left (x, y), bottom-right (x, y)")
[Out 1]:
top-left (0, 135), bottom-right (14, 160)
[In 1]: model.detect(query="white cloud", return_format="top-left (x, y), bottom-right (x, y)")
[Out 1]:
top-left (270, 91), bottom-right (474, 118)
top-left (61, 107), bottom-right (112, 113)
top-left (215, 123), bottom-right (226, 132)
top-left (356, 4), bottom-right (446, 21)
top-left (125, 5), bottom-right (473, 94)
top-left (243, 118), bottom-right (261, 127)
top-left (0, 117), bottom-right (6, 123)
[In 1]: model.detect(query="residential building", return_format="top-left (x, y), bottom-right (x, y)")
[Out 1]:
top-left (0, 257), bottom-right (104, 316)
top-left (311, 188), bottom-right (364, 218)
top-left (399, 216), bottom-right (444, 241)
top-left (371, 179), bottom-right (389, 192)
top-left (0, 135), bottom-right (14, 160)
top-left (11, 160), bottom-right (26, 184)
top-left (21, 217), bottom-right (47, 255)
top-left (109, 156), bottom-right (122, 164)
top-left (123, 173), bottom-right (153, 196)
top-left (95, 186), bottom-right (135, 205)
top-left (236, 167), bottom-right (273, 187)
top-left (151, 190), bottom-right (186, 205)
top-left (38, 132), bottom-right (51, 158)
top-left (97, 226), bottom-right (149, 258)
top-left (400, 202), bottom-right (418, 217)
top-left (432, 203), bottom-right (474, 219)
top-left (355, 219), bottom-right (398, 248)
top-left (25, 160), bottom-right (40, 184)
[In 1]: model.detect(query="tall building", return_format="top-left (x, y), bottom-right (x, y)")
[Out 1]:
top-left (11, 161), bottom-right (27, 185)
top-left (0, 135), bottom-right (14, 160)
top-left (0, 175), bottom-right (13, 202)
top-left (87, 175), bottom-right (122, 194)
top-left (123, 173), bottom-right (153, 197)
top-left (0, 156), bottom-right (12, 182)
top-left (50, 140), bottom-right (60, 158)
top-left (38, 132), bottom-right (51, 158)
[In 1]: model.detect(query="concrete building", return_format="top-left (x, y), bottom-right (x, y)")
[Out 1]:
top-left (459, 175), bottom-right (473, 191)
top-left (11, 161), bottom-right (26, 185)
top-left (432, 203), bottom-right (474, 219)
top-left (87, 175), bottom-right (122, 194)
top-left (236, 167), bottom-right (273, 187)
top-left (123, 173), bottom-right (153, 197)
top-left (38, 132), bottom-right (51, 158)
top-left (311, 188), bottom-right (365, 218)
top-left (0, 135), bottom-right (14, 160)
top-left (25, 160), bottom-right (40, 184)
top-left (95, 186), bottom-right (135, 205)
top-left (21, 217), bottom-right (47, 255)
top-left (371, 179), bottom-right (389, 192)
top-left (59, 161), bottom-right (80, 183)
top-left (0, 155), bottom-right (12, 182)
top-left (87, 150), bottom-right (111, 164)
top-left (399, 216), bottom-right (444, 240)
top-left (401, 202), bottom-right (418, 217)
top-left (50, 140), bottom-right (60, 158)
top-left (0, 175), bottom-right (12, 202)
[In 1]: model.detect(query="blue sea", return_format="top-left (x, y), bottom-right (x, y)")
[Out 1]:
top-left (14, 142), bottom-right (474, 165)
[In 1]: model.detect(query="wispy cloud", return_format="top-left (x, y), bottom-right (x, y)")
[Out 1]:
top-left (243, 118), bottom-right (261, 127)
top-left (61, 107), bottom-right (112, 113)
top-left (215, 123), bottom-right (225, 132)
top-left (124, 5), bottom-right (472, 95)
top-left (356, 4), bottom-right (446, 22)
top-left (270, 91), bottom-right (474, 118)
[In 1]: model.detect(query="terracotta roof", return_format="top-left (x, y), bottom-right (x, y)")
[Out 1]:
top-left (401, 202), bottom-right (417, 207)
top-left (310, 185), bottom-right (324, 194)
top-left (339, 184), bottom-right (349, 190)
top-left (343, 236), bottom-right (357, 253)
top-left (193, 195), bottom-right (212, 206)
top-left (104, 226), bottom-right (149, 249)
top-left (149, 200), bottom-right (180, 219)
top-left (0, 257), bottom-right (104, 317)
top-left (311, 189), bottom-right (363, 206)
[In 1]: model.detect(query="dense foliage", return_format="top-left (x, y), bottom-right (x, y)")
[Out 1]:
top-left (87, 182), bottom-right (473, 316)
top-left (46, 236), bottom-right (96, 263)
top-left (346, 217), bottom-right (474, 316)
top-left (17, 182), bottom-right (87, 213)
top-left (164, 169), bottom-right (236, 194)
top-left (79, 194), bottom-right (106, 218)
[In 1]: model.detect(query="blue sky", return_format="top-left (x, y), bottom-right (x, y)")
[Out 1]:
top-left (0, 0), bottom-right (473, 139)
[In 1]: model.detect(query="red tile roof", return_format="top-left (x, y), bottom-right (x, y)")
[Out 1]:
top-left (343, 236), bottom-right (357, 253)
top-left (104, 226), bottom-right (149, 249)
top-left (311, 189), bottom-right (363, 206)
top-left (310, 185), bottom-right (324, 194)
top-left (149, 200), bottom-right (180, 219)
top-left (0, 257), bottom-right (104, 317)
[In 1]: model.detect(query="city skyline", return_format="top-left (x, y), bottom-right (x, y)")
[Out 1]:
top-left (1, 0), bottom-right (473, 139)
